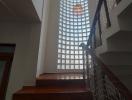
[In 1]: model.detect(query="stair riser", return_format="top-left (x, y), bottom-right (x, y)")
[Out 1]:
top-left (13, 74), bottom-right (93, 100)
top-left (13, 93), bottom-right (92, 100)
top-left (36, 80), bottom-right (85, 88)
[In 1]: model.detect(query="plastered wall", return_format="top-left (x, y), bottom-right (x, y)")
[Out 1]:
top-left (44, 0), bottom-right (59, 73)
top-left (36, 0), bottom-right (50, 76)
top-left (32, 0), bottom-right (44, 20)
top-left (0, 21), bottom-right (41, 100)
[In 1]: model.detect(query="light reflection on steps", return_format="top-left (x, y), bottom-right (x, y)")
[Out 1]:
top-left (37, 73), bottom-right (83, 80)
top-left (57, 75), bottom-right (83, 80)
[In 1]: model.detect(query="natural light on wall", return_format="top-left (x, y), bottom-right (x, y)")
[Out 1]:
top-left (57, 0), bottom-right (90, 70)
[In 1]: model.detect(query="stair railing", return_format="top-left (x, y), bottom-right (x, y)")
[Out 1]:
top-left (84, 48), bottom-right (132, 100)
top-left (87, 0), bottom-right (122, 49)
top-left (80, 0), bottom-right (132, 99)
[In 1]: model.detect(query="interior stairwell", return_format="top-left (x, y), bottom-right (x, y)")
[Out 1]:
top-left (95, 0), bottom-right (132, 92)
top-left (13, 73), bottom-right (93, 100)
top-left (11, 0), bottom-right (132, 100)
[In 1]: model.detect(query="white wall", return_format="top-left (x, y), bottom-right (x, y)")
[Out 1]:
top-left (88, 0), bottom-right (98, 26)
top-left (36, 0), bottom-right (50, 77)
top-left (32, 0), bottom-right (44, 20)
top-left (0, 21), bottom-right (41, 100)
top-left (44, 0), bottom-right (59, 73)
top-left (92, 0), bottom-right (132, 92)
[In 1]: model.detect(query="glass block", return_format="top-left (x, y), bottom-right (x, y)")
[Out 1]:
top-left (62, 54), bottom-right (65, 58)
top-left (62, 65), bottom-right (65, 69)
top-left (75, 65), bottom-right (79, 69)
top-left (71, 65), bottom-right (74, 69)
top-left (79, 51), bottom-right (83, 54)
top-left (58, 40), bottom-right (61, 43)
top-left (71, 46), bottom-right (74, 49)
top-left (71, 42), bottom-right (74, 45)
top-left (75, 60), bottom-right (79, 64)
top-left (75, 51), bottom-right (78, 54)
top-left (80, 65), bottom-right (83, 69)
top-left (71, 55), bottom-right (74, 59)
top-left (62, 50), bottom-right (65, 53)
top-left (66, 46), bottom-right (70, 49)
top-left (66, 60), bottom-right (70, 64)
top-left (80, 60), bottom-right (83, 64)
top-left (66, 65), bottom-right (70, 69)
top-left (58, 44), bottom-right (61, 49)
top-left (57, 0), bottom-right (90, 70)
top-left (80, 55), bottom-right (83, 59)
top-left (57, 65), bottom-right (61, 69)
top-left (66, 55), bottom-right (70, 59)
top-left (58, 59), bottom-right (61, 63)
top-left (66, 50), bottom-right (70, 54)
top-left (75, 42), bottom-right (78, 45)
top-left (75, 46), bottom-right (78, 50)
top-left (75, 55), bottom-right (79, 59)
top-left (62, 45), bottom-right (65, 49)
top-left (58, 54), bottom-right (61, 58)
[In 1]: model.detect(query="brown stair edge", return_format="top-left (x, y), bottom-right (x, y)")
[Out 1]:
top-left (15, 86), bottom-right (90, 94)
top-left (37, 73), bottom-right (83, 80)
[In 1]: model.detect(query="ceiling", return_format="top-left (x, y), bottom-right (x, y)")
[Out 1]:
top-left (0, 0), bottom-right (40, 22)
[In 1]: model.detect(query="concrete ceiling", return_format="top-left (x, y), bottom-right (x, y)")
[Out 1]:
top-left (0, 0), bottom-right (40, 22)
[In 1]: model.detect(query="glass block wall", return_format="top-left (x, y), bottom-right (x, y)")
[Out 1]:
top-left (57, 0), bottom-right (90, 70)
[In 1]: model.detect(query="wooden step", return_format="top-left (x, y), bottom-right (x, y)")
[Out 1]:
top-left (36, 73), bottom-right (85, 88)
top-left (13, 73), bottom-right (93, 100)
top-left (13, 86), bottom-right (93, 100)
top-left (36, 79), bottom-right (85, 88)
top-left (37, 73), bottom-right (83, 80)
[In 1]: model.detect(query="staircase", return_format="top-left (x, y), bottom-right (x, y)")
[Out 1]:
top-left (13, 73), bottom-right (93, 100)
top-left (12, 0), bottom-right (132, 100)
top-left (89, 0), bottom-right (132, 92)
top-left (99, 2), bottom-right (132, 91)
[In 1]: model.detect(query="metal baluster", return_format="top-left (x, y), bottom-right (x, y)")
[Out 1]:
top-left (93, 30), bottom-right (97, 49)
top-left (82, 47), bottom-right (85, 80)
top-left (93, 64), bottom-right (98, 100)
top-left (98, 13), bottom-right (102, 46)
top-left (80, 43), bottom-right (87, 87)
top-left (86, 50), bottom-right (90, 90)
top-left (101, 68), bottom-right (109, 100)
top-left (104, 0), bottom-right (111, 27)
top-left (89, 46), bottom-right (98, 100)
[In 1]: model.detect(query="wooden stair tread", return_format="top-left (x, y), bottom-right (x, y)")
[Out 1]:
top-left (13, 87), bottom-right (93, 100)
top-left (37, 73), bottom-right (83, 80)
top-left (36, 73), bottom-right (85, 88)
top-left (13, 73), bottom-right (93, 100)
top-left (16, 86), bottom-right (89, 94)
